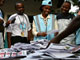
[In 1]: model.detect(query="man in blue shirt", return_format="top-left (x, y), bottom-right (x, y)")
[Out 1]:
top-left (32, 0), bottom-right (58, 41)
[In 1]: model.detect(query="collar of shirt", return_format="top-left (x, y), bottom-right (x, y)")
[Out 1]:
top-left (40, 14), bottom-right (50, 21)
top-left (40, 14), bottom-right (50, 25)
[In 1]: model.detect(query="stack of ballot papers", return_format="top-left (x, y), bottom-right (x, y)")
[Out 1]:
top-left (10, 40), bottom-right (49, 51)
top-left (48, 43), bottom-right (74, 50)
top-left (45, 53), bottom-right (74, 59)
top-left (36, 43), bottom-right (75, 59)
top-left (71, 46), bottom-right (80, 53)
top-left (20, 52), bottom-right (52, 60)
top-left (11, 43), bottom-right (41, 51)
top-left (30, 39), bottom-right (49, 48)
top-left (0, 50), bottom-right (27, 59)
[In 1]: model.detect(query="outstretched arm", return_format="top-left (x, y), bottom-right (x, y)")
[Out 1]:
top-left (0, 19), bottom-right (4, 25)
top-left (46, 15), bottom-right (80, 48)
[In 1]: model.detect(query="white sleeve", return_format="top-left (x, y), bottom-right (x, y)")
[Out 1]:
top-left (24, 14), bottom-right (31, 31)
top-left (6, 24), bottom-right (12, 32)
top-left (0, 16), bottom-right (3, 20)
top-left (54, 19), bottom-right (59, 30)
top-left (27, 18), bottom-right (31, 31)
top-left (32, 21), bottom-right (38, 36)
top-left (8, 14), bottom-right (17, 20)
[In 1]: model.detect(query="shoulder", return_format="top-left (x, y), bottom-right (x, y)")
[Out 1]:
top-left (24, 13), bottom-right (28, 16)
top-left (51, 14), bottom-right (57, 19)
top-left (8, 13), bottom-right (17, 20)
top-left (68, 13), bottom-right (75, 19)
top-left (9, 13), bottom-right (18, 18)
top-left (34, 14), bottom-right (41, 17)
top-left (57, 13), bottom-right (62, 17)
top-left (10, 13), bottom-right (17, 17)
top-left (56, 13), bottom-right (62, 19)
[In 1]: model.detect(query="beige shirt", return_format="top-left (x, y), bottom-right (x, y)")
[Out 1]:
top-left (32, 14), bottom-right (58, 36)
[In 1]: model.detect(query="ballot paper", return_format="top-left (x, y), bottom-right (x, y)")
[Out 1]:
top-left (11, 43), bottom-right (41, 51)
top-left (5, 52), bottom-right (11, 58)
top-left (47, 53), bottom-right (74, 59)
top-left (47, 43), bottom-right (66, 49)
top-left (47, 30), bottom-right (59, 35)
top-left (0, 52), bottom-right (5, 58)
top-left (48, 43), bottom-right (74, 50)
top-left (71, 46), bottom-right (80, 53)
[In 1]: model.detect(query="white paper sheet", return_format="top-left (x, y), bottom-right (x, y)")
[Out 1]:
top-left (48, 43), bottom-right (65, 49)
top-left (47, 30), bottom-right (59, 35)
top-left (50, 53), bottom-right (74, 58)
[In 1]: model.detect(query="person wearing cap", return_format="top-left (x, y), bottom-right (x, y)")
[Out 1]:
top-left (56, 1), bottom-right (76, 45)
top-left (0, 0), bottom-right (5, 48)
top-left (32, 0), bottom-right (58, 41)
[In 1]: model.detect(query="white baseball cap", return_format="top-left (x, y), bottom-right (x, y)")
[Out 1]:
top-left (42, 0), bottom-right (52, 6)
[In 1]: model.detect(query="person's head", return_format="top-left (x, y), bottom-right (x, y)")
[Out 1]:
top-left (61, 1), bottom-right (71, 14)
top-left (40, 0), bottom-right (52, 15)
top-left (15, 2), bottom-right (24, 15)
top-left (0, 0), bottom-right (5, 6)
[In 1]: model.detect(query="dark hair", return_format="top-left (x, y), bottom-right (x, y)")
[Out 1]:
top-left (64, 1), bottom-right (71, 7)
top-left (15, 2), bottom-right (24, 9)
top-left (39, 5), bottom-right (52, 12)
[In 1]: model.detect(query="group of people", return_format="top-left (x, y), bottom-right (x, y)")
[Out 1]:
top-left (0, 0), bottom-right (80, 49)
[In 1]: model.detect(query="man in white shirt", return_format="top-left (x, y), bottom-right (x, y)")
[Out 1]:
top-left (6, 2), bottom-right (31, 48)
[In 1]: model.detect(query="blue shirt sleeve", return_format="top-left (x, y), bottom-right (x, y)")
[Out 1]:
top-left (0, 10), bottom-right (3, 18)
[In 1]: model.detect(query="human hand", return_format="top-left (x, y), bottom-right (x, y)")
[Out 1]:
top-left (37, 32), bottom-right (47, 37)
top-left (5, 20), bottom-right (11, 27)
top-left (54, 32), bottom-right (59, 36)
top-left (46, 37), bottom-right (60, 48)
top-left (11, 19), bottom-right (15, 23)
top-left (0, 19), bottom-right (4, 25)
top-left (78, 11), bottom-right (80, 15)
top-left (41, 32), bottom-right (47, 37)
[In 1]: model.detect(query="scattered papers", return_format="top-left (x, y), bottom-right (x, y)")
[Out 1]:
top-left (71, 46), bottom-right (80, 53)
top-left (0, 50), bottom-right (27, 59)
top-left (48, 43), bottom-right (74, 50)
top-left (48, 43), bottom-right (66, 49)
top-left (47, 30), bottom-right (59, 35)
top-left (49, 53), bottom-right (74, 58)
top-left (0, 41), bottom-right (79, 60)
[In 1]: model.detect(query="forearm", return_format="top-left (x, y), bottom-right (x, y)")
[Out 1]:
top-left (0, 19), bottom-right (4, 25)
top-left (5, 20), bottom-right (11, 27)
top-left (46, 16), bottom-right (80, 48)
top-left (28, 29), bottom-right (32, 41)
top-left (7, 32), bottom-right (11, 48)
top-left (55, 16), bottom-right (80, 42)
